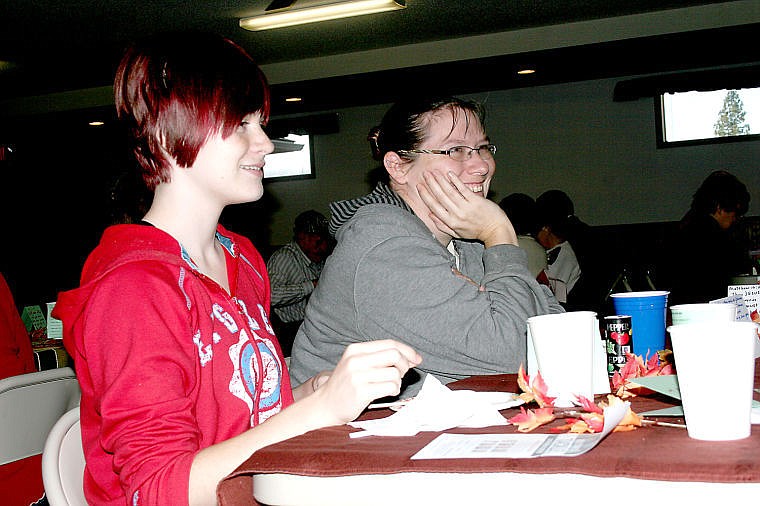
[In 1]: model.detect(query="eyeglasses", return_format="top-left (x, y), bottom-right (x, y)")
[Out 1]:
top-left (398, 144), bottom-right (497, 162)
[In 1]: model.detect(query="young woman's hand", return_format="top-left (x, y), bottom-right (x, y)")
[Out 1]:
top-left (417, 170), bottom-right (517, 247)
top-left (307, 339), bottom-right (421, 426)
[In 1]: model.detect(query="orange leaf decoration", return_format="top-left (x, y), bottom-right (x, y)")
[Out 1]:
top-left (612, 352), bottom-right (672, 397)
top-left (517, 364), bottom-right (531, 394)
top-left (580, 412), bottom-right (604, 432)
top-left (568, 419), bottom-right (595, 433)
top-left (516, 364), bottom-right (556, 408)
top-left (575, 395), bottom-right (603, 415)
top-left (507, 406), bottom-right (556, 432)
top-left (600, 395), bottom-right (642, 432)
top-left (513, 364), bottom-right (642, 433)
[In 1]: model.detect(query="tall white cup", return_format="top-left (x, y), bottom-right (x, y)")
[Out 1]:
top-left (526, 311), bottom-right (598, 407)
top-left (668, 321), bottom-right (757, 441)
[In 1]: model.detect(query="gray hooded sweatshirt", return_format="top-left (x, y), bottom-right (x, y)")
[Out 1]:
top-left (289, 183), bottom-right (564, 396)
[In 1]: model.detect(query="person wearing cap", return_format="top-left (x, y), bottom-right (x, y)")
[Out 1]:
top-left (535, 189), bottom-right (583, 305)
top-left (267, 210), bottom-right (333, 355)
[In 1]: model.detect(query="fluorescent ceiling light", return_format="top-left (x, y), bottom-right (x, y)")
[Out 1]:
top-left (240, 0), bottom-right (406, 31)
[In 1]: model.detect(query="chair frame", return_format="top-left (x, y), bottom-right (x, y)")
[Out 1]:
top-left (42, 407), bottom-right (86, 506)
top-left (0, 366), bottom-right (80, 466)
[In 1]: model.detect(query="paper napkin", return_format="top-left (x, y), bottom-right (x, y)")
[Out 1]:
top-left (348, 375), bottom-right (513, 438)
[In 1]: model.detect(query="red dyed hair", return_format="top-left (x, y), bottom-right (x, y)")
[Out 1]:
top-left (114, 31), bottom-right (270, 190)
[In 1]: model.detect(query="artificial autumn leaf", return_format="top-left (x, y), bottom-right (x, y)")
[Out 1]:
top-left (513, 365), bottom-right (643, 434)
top-left (569, 419), bottom-right (595, 433)
top-left (551, 417), bottom-right (594, 433)
top-left (531, 373), bottom-right (556, 407)
top-left (580, 412), bottom-right (605, 432)
top-left (612, 352), bottom-right (672, 397)
top-left (550, 423), bottom-right (573, 433)
top-left (599, 395), bottom-right (642, 432)
top-left (517, 364), bottom-right (530, 394)
top-left (575, 395), bottom-right (603, 415)
top-left (643, 353), bottom-right (672, 377)
top-left (507, 406), bottom-right (556, 432)
top-left (516, 364), bottom-right (556, 407)
top-left (657, 349), bottom-right (674, 367)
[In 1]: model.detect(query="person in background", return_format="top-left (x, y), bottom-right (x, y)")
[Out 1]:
top-left (290, 96), bottom-right (563, 396)
top-left (498, 193), bottom-right (547, 278)
top-left (0, 272), bottom-right (41, 506)
top-left (108, 169), bottom-right (154, 225)
top-left (267, 210), bottom-right (333, 356)
top-left (0, 272), bottom-right (35, 380)
top-left (535, 189), bottom-right (583, 306)
top-left (52, 31), bottom-right (420, 506)
top-left (662, 170), bottom-right (752, 305)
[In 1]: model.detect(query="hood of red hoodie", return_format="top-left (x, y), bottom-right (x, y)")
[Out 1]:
top-left (53, 224), bottom-right (197, 356)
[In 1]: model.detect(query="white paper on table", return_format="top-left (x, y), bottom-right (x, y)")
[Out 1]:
top-left (710, 294), bottom-right (750, 321)
top-left (710, 294), bottom-right (760, 357)
top-left (348, 375), bottom-right (516, 438)
top-left (411, 400), bottom-right (629, 459)
top-left (726, 286), bottom-right (760, 312)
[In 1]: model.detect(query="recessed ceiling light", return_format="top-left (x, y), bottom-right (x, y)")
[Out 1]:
top-left (88, 121), bottom-right (105, 126)
top-left (517, 68), bottom-right (536, 75)
top-left (285, 97), bottom-right (303, 103)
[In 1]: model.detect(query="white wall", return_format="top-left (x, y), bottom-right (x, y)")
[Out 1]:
top-left (262, 77), bottom-right (760, 245)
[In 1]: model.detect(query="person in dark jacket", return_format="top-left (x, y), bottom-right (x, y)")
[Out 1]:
top-left (662, 170), bottom-right (752, 305)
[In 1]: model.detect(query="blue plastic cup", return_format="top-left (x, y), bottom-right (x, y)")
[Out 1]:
top-left (610, 291), bottom-right (670, 358)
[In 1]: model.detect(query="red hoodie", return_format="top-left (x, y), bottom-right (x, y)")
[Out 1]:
top-left (54, 224), bottom-right (293, 506)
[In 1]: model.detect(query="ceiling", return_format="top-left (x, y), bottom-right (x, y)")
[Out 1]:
top-left (1, 0), bottom-right (760, 117)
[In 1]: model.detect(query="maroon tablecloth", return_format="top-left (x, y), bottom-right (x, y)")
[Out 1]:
top-left (218, 361), bottom-right (760, 505)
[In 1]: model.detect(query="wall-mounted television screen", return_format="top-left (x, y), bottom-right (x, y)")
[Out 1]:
top-left (264, 133), bottom-right (314, 180)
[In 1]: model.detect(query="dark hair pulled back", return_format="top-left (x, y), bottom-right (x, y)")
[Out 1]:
top-left (368, 96), bottom-right (485, 161)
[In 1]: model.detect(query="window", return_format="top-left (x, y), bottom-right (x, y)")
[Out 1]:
top-left (261, 113), bottom-right (338, 180)
top-left (656, 87), bottom-right (760, 147)
top-left (264, 133), bottom-right (314, 180)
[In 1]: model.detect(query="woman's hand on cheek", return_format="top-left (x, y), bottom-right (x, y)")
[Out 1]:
top-left (310, 340), bottom-right (421, 426)
top-left (418, 171), bottom-right (517, 247)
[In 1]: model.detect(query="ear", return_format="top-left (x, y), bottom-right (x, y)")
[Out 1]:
top-left (384, 151), bottom-right (409, 185)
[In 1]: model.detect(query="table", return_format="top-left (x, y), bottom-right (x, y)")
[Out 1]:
top-left (218, 363), bottom-right (760, 506)
top-left (32, 339), bottom-right (71, 371)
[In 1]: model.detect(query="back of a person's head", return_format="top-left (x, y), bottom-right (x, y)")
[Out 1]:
top-left (499, 193), bottom-right (538, 236)
top-left (536, 189), bottom-right (576, 239)
top-left (690, 170), bottom-right (750, 217)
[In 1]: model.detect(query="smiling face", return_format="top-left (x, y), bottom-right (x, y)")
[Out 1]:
top-left (385, 106), bottom-right (495, 234)
top-left (191, 111), bottom-right (274, 206)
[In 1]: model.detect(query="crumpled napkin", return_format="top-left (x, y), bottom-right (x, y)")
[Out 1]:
top-left (348, 375), bottom-right (516, 438)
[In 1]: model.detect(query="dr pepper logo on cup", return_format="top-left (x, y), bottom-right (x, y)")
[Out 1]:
top-left (610, 331), bottom-right (630, 345)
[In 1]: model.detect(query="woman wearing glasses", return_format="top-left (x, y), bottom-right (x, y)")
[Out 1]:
top-left (290, 96), bottom-right (563, 396)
